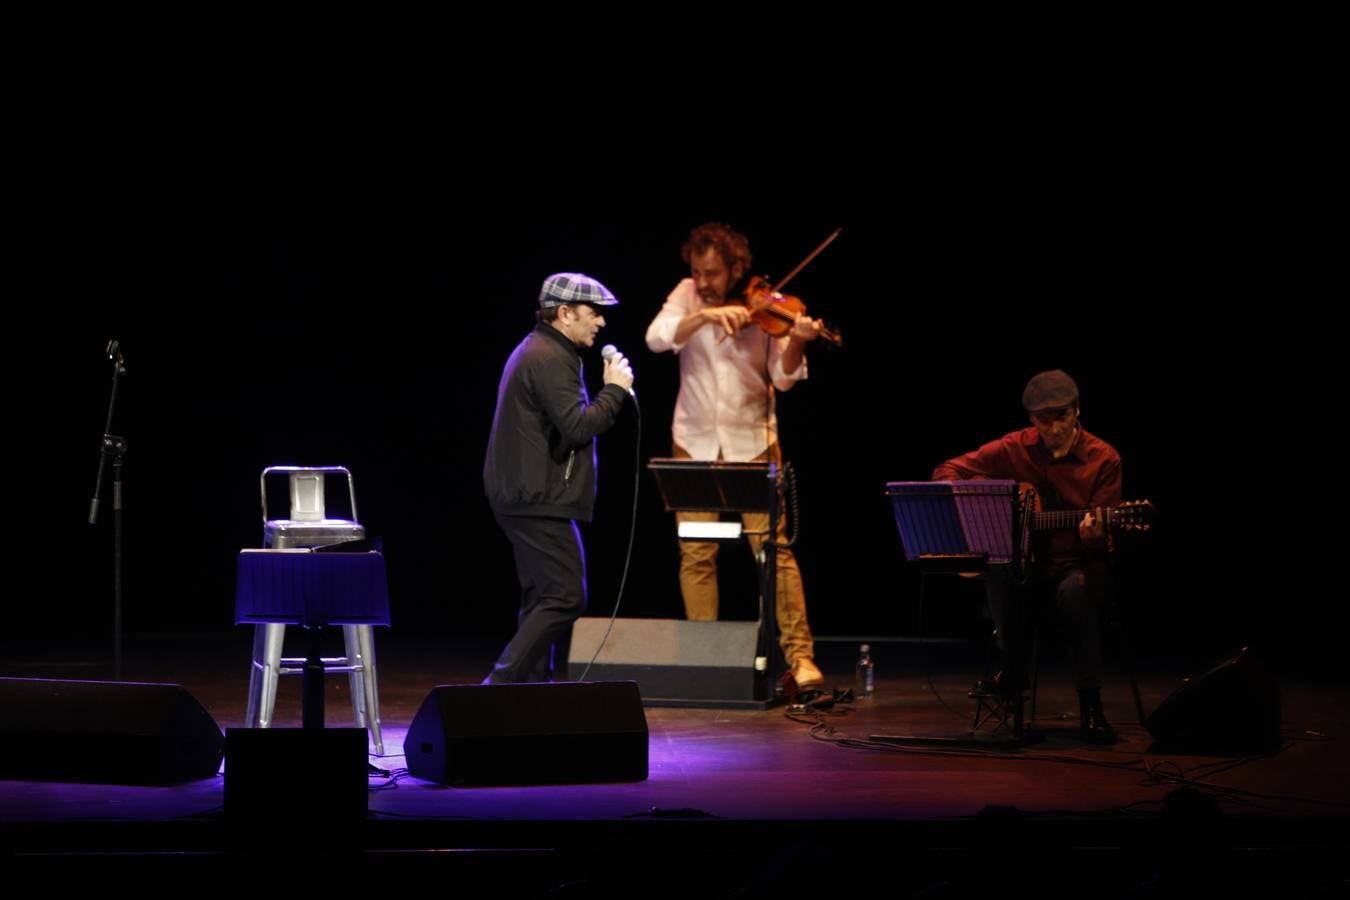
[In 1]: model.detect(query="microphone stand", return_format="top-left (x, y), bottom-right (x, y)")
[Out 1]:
top-left (89, 340), bottom-right (127, 680)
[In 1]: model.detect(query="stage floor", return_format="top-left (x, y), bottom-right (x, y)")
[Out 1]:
top-left (2, 633), bottom-right (1348, 894)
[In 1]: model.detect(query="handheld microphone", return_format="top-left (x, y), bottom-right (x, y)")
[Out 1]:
top-left (600, 344), bottom-right (636, 398)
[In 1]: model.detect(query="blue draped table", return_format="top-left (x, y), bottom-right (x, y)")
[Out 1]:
top-left (235, 550), bottom-right (390, 728)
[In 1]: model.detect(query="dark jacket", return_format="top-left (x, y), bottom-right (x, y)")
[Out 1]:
top-left (484, 323), bottom-right (627, 521)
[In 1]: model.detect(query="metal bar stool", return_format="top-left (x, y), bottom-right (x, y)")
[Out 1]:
top-left (241, 466), bottom-right (387, 754)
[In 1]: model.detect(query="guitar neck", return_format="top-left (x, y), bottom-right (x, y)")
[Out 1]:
top-left (1031, 507), bottom-right (1112, 532)
top-left (1024, 494), bottom-right (1152, 534)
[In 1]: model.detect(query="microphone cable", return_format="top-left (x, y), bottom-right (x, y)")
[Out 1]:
top-left (576, 388), bottom-right (640, 682)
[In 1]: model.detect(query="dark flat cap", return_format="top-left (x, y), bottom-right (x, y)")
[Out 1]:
top-left (1022, 369), bottom-right (1079, 411)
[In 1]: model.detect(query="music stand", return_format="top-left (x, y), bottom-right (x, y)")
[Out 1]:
top-left (883, 480), bottom-right (1035, 743)
top-left (889, 479), bottom-right (1022, 566)
top-left (647, 458), bottom-right (784, 700)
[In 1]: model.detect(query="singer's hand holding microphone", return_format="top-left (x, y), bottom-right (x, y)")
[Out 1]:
top-left (601, 344), bottom-right (636, 398)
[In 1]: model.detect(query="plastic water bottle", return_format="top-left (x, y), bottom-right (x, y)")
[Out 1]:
top-left (855, 644), bottom-right (875, 700)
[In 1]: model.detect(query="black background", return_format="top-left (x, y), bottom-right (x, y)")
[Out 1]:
top-left (4, 12), bottom-right (1331, 673)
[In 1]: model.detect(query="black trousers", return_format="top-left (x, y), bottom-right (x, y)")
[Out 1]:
top-left (486, 513), bottom-right (588, 684)
top-left (987, 567), bottom-right (1107, 693)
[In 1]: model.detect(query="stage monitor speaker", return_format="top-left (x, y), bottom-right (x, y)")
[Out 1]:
top-left (567, 617), bottom-right (769, 708)
top-left (224, 727), bottom-right (368, 827)
top-left (0, 678), bottom-right (224, 784)
top-left (1145, 647), bottom-right (1281, 755)
top-left (404, 682), bottom-right (648, 787)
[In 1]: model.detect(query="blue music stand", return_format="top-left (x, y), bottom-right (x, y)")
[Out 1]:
top-left (885, 480), bottom-right (1033, 741)
top-left (887, 479), bottom-right (1022, 568)
top-left (235, 549), bottom-right (390, 730)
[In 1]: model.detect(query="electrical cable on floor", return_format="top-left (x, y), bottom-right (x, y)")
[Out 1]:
top-left (782, 707), bottom-right (1350, 810)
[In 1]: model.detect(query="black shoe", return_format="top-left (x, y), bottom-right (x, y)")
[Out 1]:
top-left (795, 688), bottom-right (835, 710)
top-left (1079, 690), bottom-right (1116, 744)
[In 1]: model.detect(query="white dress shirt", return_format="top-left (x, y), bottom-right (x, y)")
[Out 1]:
top-left (645, 278), bottom-right (807, 461)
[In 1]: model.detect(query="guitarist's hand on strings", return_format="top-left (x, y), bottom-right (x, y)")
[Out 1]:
top-left (1079, 507), bottom-right (1108, 548)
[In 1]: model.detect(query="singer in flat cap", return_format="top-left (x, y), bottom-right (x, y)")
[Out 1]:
top-left (482, 273), bottom-right (634, 683)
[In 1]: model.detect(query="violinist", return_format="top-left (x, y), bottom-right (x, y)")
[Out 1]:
top-left (645, 221), bottom-right (826, 694)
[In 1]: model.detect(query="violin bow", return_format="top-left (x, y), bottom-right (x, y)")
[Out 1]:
top-left (771, 226), bottom-right (842, 294)
top-left (713, 226), bottom-right (845, 346)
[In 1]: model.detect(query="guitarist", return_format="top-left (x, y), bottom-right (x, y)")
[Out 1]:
top-left (932, 370), bottom-right (1122, 742)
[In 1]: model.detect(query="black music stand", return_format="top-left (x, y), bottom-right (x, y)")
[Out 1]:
top-left (882, 480), bottom-right (1036, 745)
top-left (647, 458), bottom-right (784, 704)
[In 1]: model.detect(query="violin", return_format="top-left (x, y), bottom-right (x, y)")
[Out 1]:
top-left (736, 275), bottom-right (843, 348)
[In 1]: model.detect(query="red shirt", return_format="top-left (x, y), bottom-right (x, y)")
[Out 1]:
top-left (932, 426), bottom-right (1122, 573)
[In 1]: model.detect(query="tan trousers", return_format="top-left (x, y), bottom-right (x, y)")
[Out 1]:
top-left (673, 444), bottom-right (815, 667)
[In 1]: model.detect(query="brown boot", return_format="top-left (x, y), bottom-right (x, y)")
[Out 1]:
top-left (791, 657), bottom-right (824, 690)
